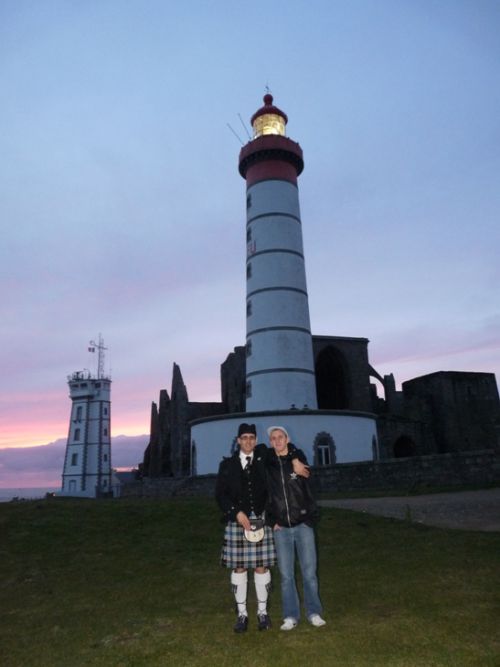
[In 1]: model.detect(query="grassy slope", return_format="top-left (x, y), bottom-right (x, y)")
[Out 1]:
top-left (0, 497), bottom-right (499, 667)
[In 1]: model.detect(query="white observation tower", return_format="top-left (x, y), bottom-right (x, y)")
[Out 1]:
top-left (60, 335), bottom-right (113, 497)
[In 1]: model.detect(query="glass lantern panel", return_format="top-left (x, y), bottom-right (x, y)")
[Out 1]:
top-left (253, 113), bottom-right (285, 138)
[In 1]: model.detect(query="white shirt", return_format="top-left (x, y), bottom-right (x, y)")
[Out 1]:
top-left (239, 452), bottom-right (253, 469)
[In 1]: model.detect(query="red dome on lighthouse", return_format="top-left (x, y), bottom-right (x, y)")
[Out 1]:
top-left (251, 93), bottom-right (288, 127)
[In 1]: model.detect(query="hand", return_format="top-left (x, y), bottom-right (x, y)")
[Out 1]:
top-left (273, 524), bottom-right (282, 531)
top-left (236, 511), bottom-right (251, 531)
top-left (292, 458), bottom-right (310, 478)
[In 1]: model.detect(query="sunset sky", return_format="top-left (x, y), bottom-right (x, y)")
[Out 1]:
top-left (1, 1), bottom-right (499, 481)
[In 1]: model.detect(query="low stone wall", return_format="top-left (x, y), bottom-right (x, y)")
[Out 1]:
top-left (311, 448), bottom-right (499, 494)
top-left (119, 474), bottom-right (217, 498)
top-left (119, 449), bottom-right (500, 499)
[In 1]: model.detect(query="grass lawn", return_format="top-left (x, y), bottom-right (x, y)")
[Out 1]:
top-left (0, 497), bottom-right (499, 667)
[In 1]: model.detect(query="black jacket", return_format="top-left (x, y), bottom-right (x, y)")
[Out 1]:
top-left (265, 446), bottom-right (318, 528)
top-left (215, 443), bottom-right (304, 524)
top-left (215, 443), bottom-right (269, 523)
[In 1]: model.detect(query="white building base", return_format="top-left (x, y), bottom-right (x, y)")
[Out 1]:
top-left (191, 410), bottom-right (377, 475)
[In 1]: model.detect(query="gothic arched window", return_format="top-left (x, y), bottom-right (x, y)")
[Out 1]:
top-left (314, 345), bottom-right (350, 409)
top-left (313, 432), bottom-right (336, 467)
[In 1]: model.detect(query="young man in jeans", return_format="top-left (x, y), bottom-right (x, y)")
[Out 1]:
top-left (266, 425), bottom-right (326, 631)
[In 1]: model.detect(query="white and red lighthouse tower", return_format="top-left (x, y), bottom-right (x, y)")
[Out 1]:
top-left (191, 94), bottom-right (377, 473)
top-left (239, 94), bottom-right (317, 411)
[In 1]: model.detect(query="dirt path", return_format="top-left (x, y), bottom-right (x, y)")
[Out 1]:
top-left (318, 488), bottom-right (500, 532)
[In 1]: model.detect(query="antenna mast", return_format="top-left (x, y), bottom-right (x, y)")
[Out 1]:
top-left (89, 334), bottom-right (108, 379)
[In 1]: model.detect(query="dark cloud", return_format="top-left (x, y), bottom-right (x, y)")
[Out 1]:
top-left (0, 435), bottom-right (148, 486)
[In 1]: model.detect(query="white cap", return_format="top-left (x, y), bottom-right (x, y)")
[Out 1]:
top-left (267, 425), bottom-right (289, 439)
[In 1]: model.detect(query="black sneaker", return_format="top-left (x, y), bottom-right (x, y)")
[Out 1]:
top-left (257, 613), bottom-right (271, 631)
top-left (233, 615), bottom-right (248, 633)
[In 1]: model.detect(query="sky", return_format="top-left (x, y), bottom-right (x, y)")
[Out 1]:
top-left (1, 1), bottom-right (499, 483)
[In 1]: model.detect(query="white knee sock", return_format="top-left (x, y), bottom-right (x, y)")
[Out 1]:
top-left (231, 571), bottom-right (248, 617)
top-left (254, 570), bottom-right (271, 615)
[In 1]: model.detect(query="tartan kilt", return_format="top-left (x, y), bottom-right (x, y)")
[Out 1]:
top-left (221, 520), bottom-right (276, 569)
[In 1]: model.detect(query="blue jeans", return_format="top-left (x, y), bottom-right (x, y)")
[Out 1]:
top-left (273, 522), bottom-right (322, 620)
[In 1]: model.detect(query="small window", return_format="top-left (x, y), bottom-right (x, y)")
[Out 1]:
top-left (246, 194), bottom-right (252, 209)
top-left (246, 300), bottom-right (252, 317)
top-left (80, 383), bottom-right (87, 388)
top-left (246, 381), bottom-right (252, 398)
top-left (95, 382), bottom-right (101, 388)
top-left (76, 406), bottom-right (82, 420)
top-left (103, 427), bottom-right (108, 436)
top-left (74, 428), bottom-right (80, 441)
top-left (103, 454), bottom-right (108, 462)
top-left (104, 407), bottom-right (108, 415)
top-left (313, 432), bottom-right (336, 467)
top-left (246, 340), bottom-right (252, 357)
top-left (246, 263), bottom-right (252, 279)
top-left (246, 227), bottom-right (252, 242)
top-left (317, 444), bottom-right (331, 466)
top-left (71, 453), bottom-right (78, 466)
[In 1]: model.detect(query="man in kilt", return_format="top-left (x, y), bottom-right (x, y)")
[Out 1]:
top-left (215, 422), bottom-right (308, 633)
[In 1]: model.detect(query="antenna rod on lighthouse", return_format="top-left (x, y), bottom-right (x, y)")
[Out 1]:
top-left (89, 334), bottom-right (107, 379)
top-left (226, 122), bottom-right (244, 146)
top-left (238, 113), bottom-right (252, 141)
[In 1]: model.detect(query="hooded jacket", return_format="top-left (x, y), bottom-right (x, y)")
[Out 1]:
top-left (265, 445), bottom-right (318, 528)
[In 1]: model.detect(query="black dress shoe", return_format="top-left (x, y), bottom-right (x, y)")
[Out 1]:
top-left (234, 615), bottom-right (248, 633)
top-left (257, 613), bottom-right (271, 630)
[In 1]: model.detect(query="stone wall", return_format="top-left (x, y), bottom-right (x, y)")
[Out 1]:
top-left (311, 448), bottom-right (499, 494)
top-left (119, 474), bottom-right (217, 499)
top-left (376, 414), bottom-right (436, 459)
top-left (120, 449), bottom-right (499, 499)
top-left (402, 372), bottom-right (500, 453)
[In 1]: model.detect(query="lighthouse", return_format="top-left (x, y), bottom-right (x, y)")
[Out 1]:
top-left (239, 94), bottom-right (317, 411)
top-left (60, 335), bottom-right (113, 497)
top-left (190, 94), bottom-right (377, 473)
